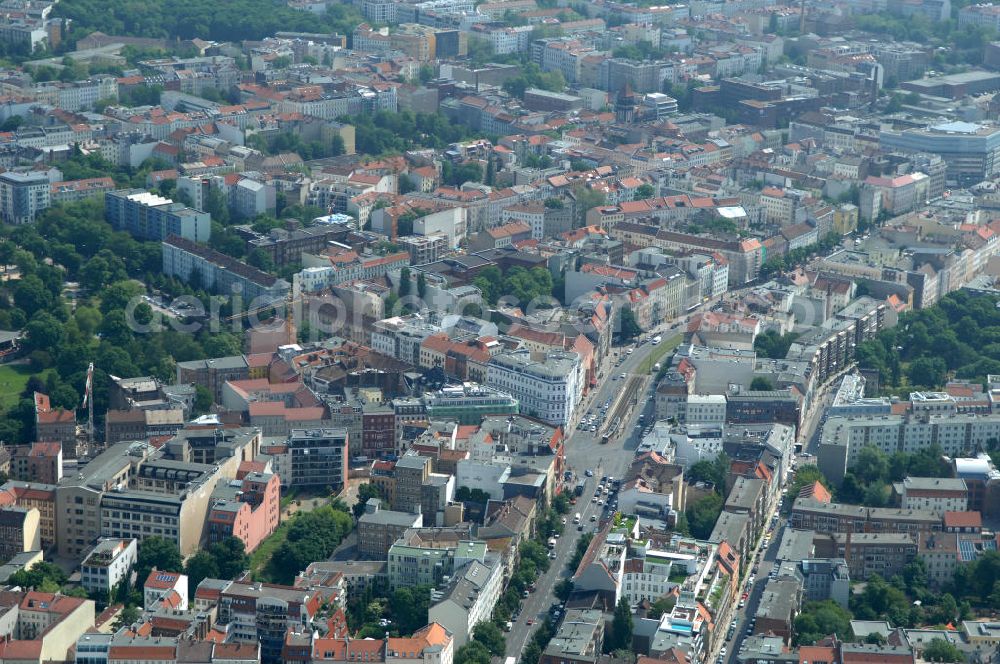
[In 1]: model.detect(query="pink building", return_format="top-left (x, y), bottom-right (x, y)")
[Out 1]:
top-left (206, 471), bottom-right (280, 554)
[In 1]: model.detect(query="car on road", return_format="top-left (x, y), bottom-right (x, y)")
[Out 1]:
top-left (561, 517), bottom-right (567, 525)
top-left (620, 373), bottom-right (627, 379)
top-left (523, 590), bottom-right (530, 598)
top-left (592, 496), bottom-right (598, 502)
top-left (526, 619), bottom-right (534, 626)
top-left (585, 469), bottom-right (594, 477)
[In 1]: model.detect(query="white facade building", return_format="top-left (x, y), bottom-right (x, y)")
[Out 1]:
top-left (486, 349), bottom-right (581, 426)
top-left (428, 559), bottom-right (503, 647)
top-left (80, 538), bottom-right (137, 596)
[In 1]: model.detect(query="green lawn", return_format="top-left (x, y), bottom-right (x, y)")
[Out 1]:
top-left (638, 333), bottom-right (683, 374)
top-left (248, 520), bottom-right (290, 581)
top-left (0, 364), bottom-right (51, 410)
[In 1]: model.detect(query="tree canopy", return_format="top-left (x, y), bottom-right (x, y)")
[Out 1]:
top-left (856, 291), bottom-right (1000, 391)
top-left (794, 600), bottom-right (853, 645)
top-left (55, 0), bottom-right (363, 43)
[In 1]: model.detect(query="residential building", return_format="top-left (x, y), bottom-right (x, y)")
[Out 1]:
top-left (539, 609), bottom-right (605, 664)
top-left (791, 498), bottom-right (941, 536)
top-left (896, 477), bottom-right (968, 514)
top-left (798, 558), bottom-right (850, 607)
top-left (143, 567), bottom-right (189, 610)
top-left (428, 558), bottom-right (503, 646)
top-left (285, 429), bottom-right (348, 492)
top-left (357, 499), bottom-right (423, 560)
top-left (0, 506), bottom-right (39, 563)
top-left (485, 349), bottom-right (581, 426)
top-left (80, 538), bottom-right (137, 597)
top-left (0, 170), bottom-right (53, 224)
top-left (206, 471), bottom-right (281, 554)
top-left (163, 235), bottom-right (291, 305)
top-left (387, 527), bottom-right (485, 588)
top-left (827, 533), bottom-right (918, 581)
top-left (105, 189), bottom-right (211, 242)
top-left (818, 412), bottom-right (1000, 484)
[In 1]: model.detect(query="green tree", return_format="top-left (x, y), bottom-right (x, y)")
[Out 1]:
top-left (607, 597), bottom-right (634, 652)
top-left (399, 267), bottom-right (411, 298)
top-left (353, 482), bottom-right (383, 518)
top-left (247, 248), bottom-right (275, 273)
top-left (754, 330), bottom-right (799, 359)
top-left (455, 641), bottom-right (492, 664)
top-left (620, 308), bottom-right (642, 339)
top-left (785, 465), bottom-right (828, 505)
top-left (193, 385), bottom-right (213, 415)
top-left (472, 622), bottom-right (506, 656)
top-left (793, 600), bottom-right (853, 645)
top-left (750, 376), bottom-right (775, 391)
top-left (209, 536), bottom-right (248, 580)
top-left (184, 551), bottom-right (219, 590)
top-left (685, 493), bottom-right (723, 539)
top-left (112, 605), bottom-right (141, 631)
top-left (417, 272), bottom-right (427, 300)
top-left (635, 183), bottom-right (655, 199)
top-left (648, 595), bottom-right (676, 619)
top-left (923, 639), bottom-right (965, 663)
top-left (136, 536), bottom-right (183, 584)
top-left (472, 266), bottom-right (502, 305)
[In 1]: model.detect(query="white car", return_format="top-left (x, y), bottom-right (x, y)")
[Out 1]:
top-left (585, 469), bottom-right (594, 477)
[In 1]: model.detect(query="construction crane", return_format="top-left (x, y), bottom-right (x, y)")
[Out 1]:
top-left (224, 289), bottom-right (304, 346)
top-left (81, 362), bottom-right (94, 454)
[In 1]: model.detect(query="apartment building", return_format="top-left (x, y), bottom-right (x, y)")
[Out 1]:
top-left (104, 408), bottom-right (186, 445)
top-left (0, 170), bottom-right (52, 224)
top-left (176, 355), bottom-right (250, 403)
top-left (539, 610), bottom-right (605, 664)
top-left (105, 189), bottom-right (211, 242)
top-left (80, 538), bottom-right (137, 596)
top-left (428, 558), bottom-right (503, 646)
top-left (790, 498), bottom-right (941, 536)
top-left (896, 477), bottom-right (968, 514)
top-left (285, 429), bottom-right (349, 492)
top-left (0, 590), bottom-right (96, 664)
top-left (34, 391), bottom-right (76, 458)
top-left (485, 349), bottom-right (581, 426)
top-left (818, 412), bottom-right (1000, 484)
top-left (49, 177), bottom-right (115, 204)
top-left (218, 580), bottom-right (322, 663)
top-left (0, 481), bottom-right (57, 550)
top-left (387, 526), bottom-right (485, 588)
top-left (163, 235), bottom-right (291, 305)
top-left (0, 506), bottom-right (40, 563)
top-left (9, 441), bottom-right (63, 485)
top-left (357, 499), bottom-right (423, 560)
top-left (206, 471), bottom-right (281, 554)
top-left (825, 533), bottom-right (918, 581)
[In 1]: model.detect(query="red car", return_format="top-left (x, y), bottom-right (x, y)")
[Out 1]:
top-left (741, 592), bottom-right (749, 600)
top-left (526, 619), bottom-right (534, 626)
